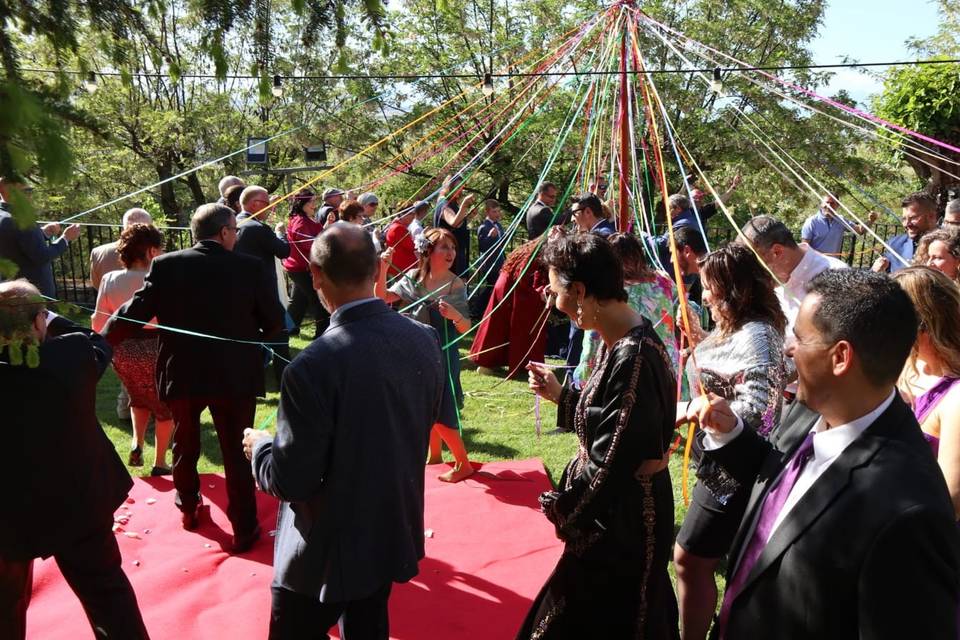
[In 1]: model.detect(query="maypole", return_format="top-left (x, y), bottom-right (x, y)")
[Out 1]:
top-left (617, 3), bottom-right (633, 231)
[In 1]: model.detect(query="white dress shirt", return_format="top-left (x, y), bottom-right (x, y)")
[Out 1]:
top-left (704, 388), bottom-right (896, 539)
top-left (779, 245), bottom-right (847, 393)
top-left (778, 244), bottom-right (848, 337)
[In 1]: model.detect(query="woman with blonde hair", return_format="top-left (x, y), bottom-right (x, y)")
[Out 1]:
top-left (376, 227), bottom-right (474, 482)
top-left (894, 266), bottom-right (960, 518)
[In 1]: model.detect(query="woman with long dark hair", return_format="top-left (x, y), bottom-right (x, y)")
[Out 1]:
top-left (521, 233), bottom-right (679, 639)
top-left (376, 227), bottom-right (475, 482)
top-left (282, 188), bottom-right (329, 337)
top-left (673, 242), bottom-right (787, 640)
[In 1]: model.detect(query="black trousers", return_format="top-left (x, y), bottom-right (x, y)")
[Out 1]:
top-left (167, 395), bottom-right (259, 536)
top-left (286, 270), bottom-right (330, 338)
top-left (0, 521), bottom-right (149, 639)
top-left (269, 583), bottom-right (392, 640)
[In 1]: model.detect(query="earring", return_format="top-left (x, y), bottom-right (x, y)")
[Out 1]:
top-left (576, 299), bottom-right (583, 326)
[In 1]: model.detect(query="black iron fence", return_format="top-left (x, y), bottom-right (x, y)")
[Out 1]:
top-left (51, 223), bottom-right (194, 307)
top-left (49, 220), bottom-right (907, 305)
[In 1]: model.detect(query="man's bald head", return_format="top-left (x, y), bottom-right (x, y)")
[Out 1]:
top-left (310, 222), bottom-right (378, 288)
top-left (122, 208), bottom-right (152, 228)
top-left (0, 279), bottom-right (46, 340)
top-left (218, 175), bottom-right (245, 198)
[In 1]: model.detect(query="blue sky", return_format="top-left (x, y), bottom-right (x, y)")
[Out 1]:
top-left (810, 0), bottom-right (941, 104)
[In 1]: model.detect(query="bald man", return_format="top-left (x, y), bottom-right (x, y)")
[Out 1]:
top-left (90, 208), bottom-right (153, 290)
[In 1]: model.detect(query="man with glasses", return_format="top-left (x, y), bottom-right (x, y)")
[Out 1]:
top-left (525, 182), bottom-right (561, 240)
top-left (569, 192), bottom-right (615, 236)
top-left (0, 178), bottom-right (80, 297)
top-left (104, 203), bottom-right (283, 554)
top-left (236, 186), bottom-right (292, 384)
top-left (872, 192), bottom-right (939, 273)
top-left (589, 177), bottom-right (608, 199)
top-left (943, 198), bottom-right (960, 229)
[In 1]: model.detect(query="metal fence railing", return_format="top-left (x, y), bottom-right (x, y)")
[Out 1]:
top-left (49, 220), bottom-right (908, 305)
top-left (51, 224), bottom-right (194, 307)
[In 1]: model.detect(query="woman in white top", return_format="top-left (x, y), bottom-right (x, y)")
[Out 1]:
top-left (93, 223), bottom-right (173, 475)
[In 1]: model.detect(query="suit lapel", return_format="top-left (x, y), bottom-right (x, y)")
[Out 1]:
top-left (733, 400), bottom-right (907, 595)
top-left (727, 402), bottom-right (820, 576)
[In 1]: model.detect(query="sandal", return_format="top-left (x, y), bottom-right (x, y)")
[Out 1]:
top-left (150, 465), bottom-right (172, 477)
top-left (128, 446), bottom-right (143, 467)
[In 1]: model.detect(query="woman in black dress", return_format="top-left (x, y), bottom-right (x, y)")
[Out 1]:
top-left (520, 233), bottom-right (680, 639)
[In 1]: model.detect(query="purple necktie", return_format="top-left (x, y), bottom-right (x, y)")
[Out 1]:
top-left (717, 432), bottom-right (816, 638)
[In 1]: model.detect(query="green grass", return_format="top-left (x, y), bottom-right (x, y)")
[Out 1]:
top-left (92, 317), bottom-right (728, 595)
top-left (93, 320), bottom-right (697, 536)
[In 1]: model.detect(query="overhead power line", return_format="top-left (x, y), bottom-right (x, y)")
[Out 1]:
top-left (19, 57), bottom-right (960, 82)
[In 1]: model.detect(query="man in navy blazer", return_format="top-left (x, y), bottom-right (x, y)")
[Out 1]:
top-left (683, 269), bottom-right (959, 639)
top-left (0, 280), bottom-right (148, 639)
top-left (872, 191), bottom-right (939, 274)
top-left (244, 223), bottom-right (443, 640)
top-left (0, 179), bottom-right (80, 297)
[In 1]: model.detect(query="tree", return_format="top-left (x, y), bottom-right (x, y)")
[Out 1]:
top-left (0, 0), bottom-right (387, 217)
top-left (871, 1), bottom-right (960, 203)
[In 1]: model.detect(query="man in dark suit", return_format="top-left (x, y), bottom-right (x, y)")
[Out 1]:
top-left (243, 222), bottom-right (443, 640)
top-left (682, 269), bottom-right (960, 639)
top-left (104, 203), bottom-right (283, 553)
top-left (525, 182), bottom-right (559, 240)
top-left (0, 280), bottom-right (148, 639)
top-left (471, 198), bottom-right (506, 320)
top-left (236, 185), bottom-right (292, 383)
top-left (0, 178), bottom-right (80, 297)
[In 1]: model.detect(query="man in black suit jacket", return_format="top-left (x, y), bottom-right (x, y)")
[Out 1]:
top-left (683, 269), bottom-right (960, 639)
top-left (0, 280), bottom-right (148, 639)
top-left (236, 185), bottom-right (292, 384)
top-left (243, 223), bottom-right (443, 640)
top-left (104, 203), bottom-right (284, 553)
top-left (524, 182), bottom-right (560, 240)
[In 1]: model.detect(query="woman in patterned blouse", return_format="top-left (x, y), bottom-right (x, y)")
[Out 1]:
top-left (674, 242), bottom-right (787, 640)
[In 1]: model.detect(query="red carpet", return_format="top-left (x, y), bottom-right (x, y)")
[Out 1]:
top-left (27, 459), bottom-right (562, 639)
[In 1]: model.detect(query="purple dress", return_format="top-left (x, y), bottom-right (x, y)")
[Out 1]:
top-left (913, 376), bottom-right (960, 457)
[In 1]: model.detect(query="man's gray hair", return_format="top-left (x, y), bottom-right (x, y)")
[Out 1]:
top-left (946, 199), bottom-right (960, 217)
top-left (218, 175), bottom-right (245, 198)
top-left (668, 193), bottom-right (690, 212)
top-left (191, 203), bottom-right (235, 242)
top-left (122, 208), bottom-right (152, 228)
top-left (741, 215), bottom-right (798, 250)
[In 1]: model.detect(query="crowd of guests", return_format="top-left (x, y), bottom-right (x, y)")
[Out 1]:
top-left (3, 169), bottom-right (960, 640)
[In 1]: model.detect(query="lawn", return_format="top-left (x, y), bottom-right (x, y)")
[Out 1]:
top-left (93, 322), bottom-right (697, 542)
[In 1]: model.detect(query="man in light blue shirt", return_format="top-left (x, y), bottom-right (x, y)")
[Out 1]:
top-left (872, 191), bottom-right (939, 273)
top-left (800, 195), bottom-right (875, 258)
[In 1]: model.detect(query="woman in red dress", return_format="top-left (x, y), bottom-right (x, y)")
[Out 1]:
top-left (470, 239), bottom-right (549, 378)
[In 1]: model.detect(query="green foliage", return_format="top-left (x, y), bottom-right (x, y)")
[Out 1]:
top-left (0, 0), bottom-right (388, 226)
top-left (874, 61), bottom-right (960, 144)
top-left (871, 0), bottom-right (960, 198)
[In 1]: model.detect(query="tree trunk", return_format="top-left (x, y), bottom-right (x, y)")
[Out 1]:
top-left (184, 172), bottom-right (207, 207)
top-left (156, 160), bottom-right (184, 225)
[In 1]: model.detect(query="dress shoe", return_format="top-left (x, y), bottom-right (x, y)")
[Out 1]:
top-left (230, 526), bottom-right (261, 554)
top-left (181, 506), bottom-right (200, 531)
